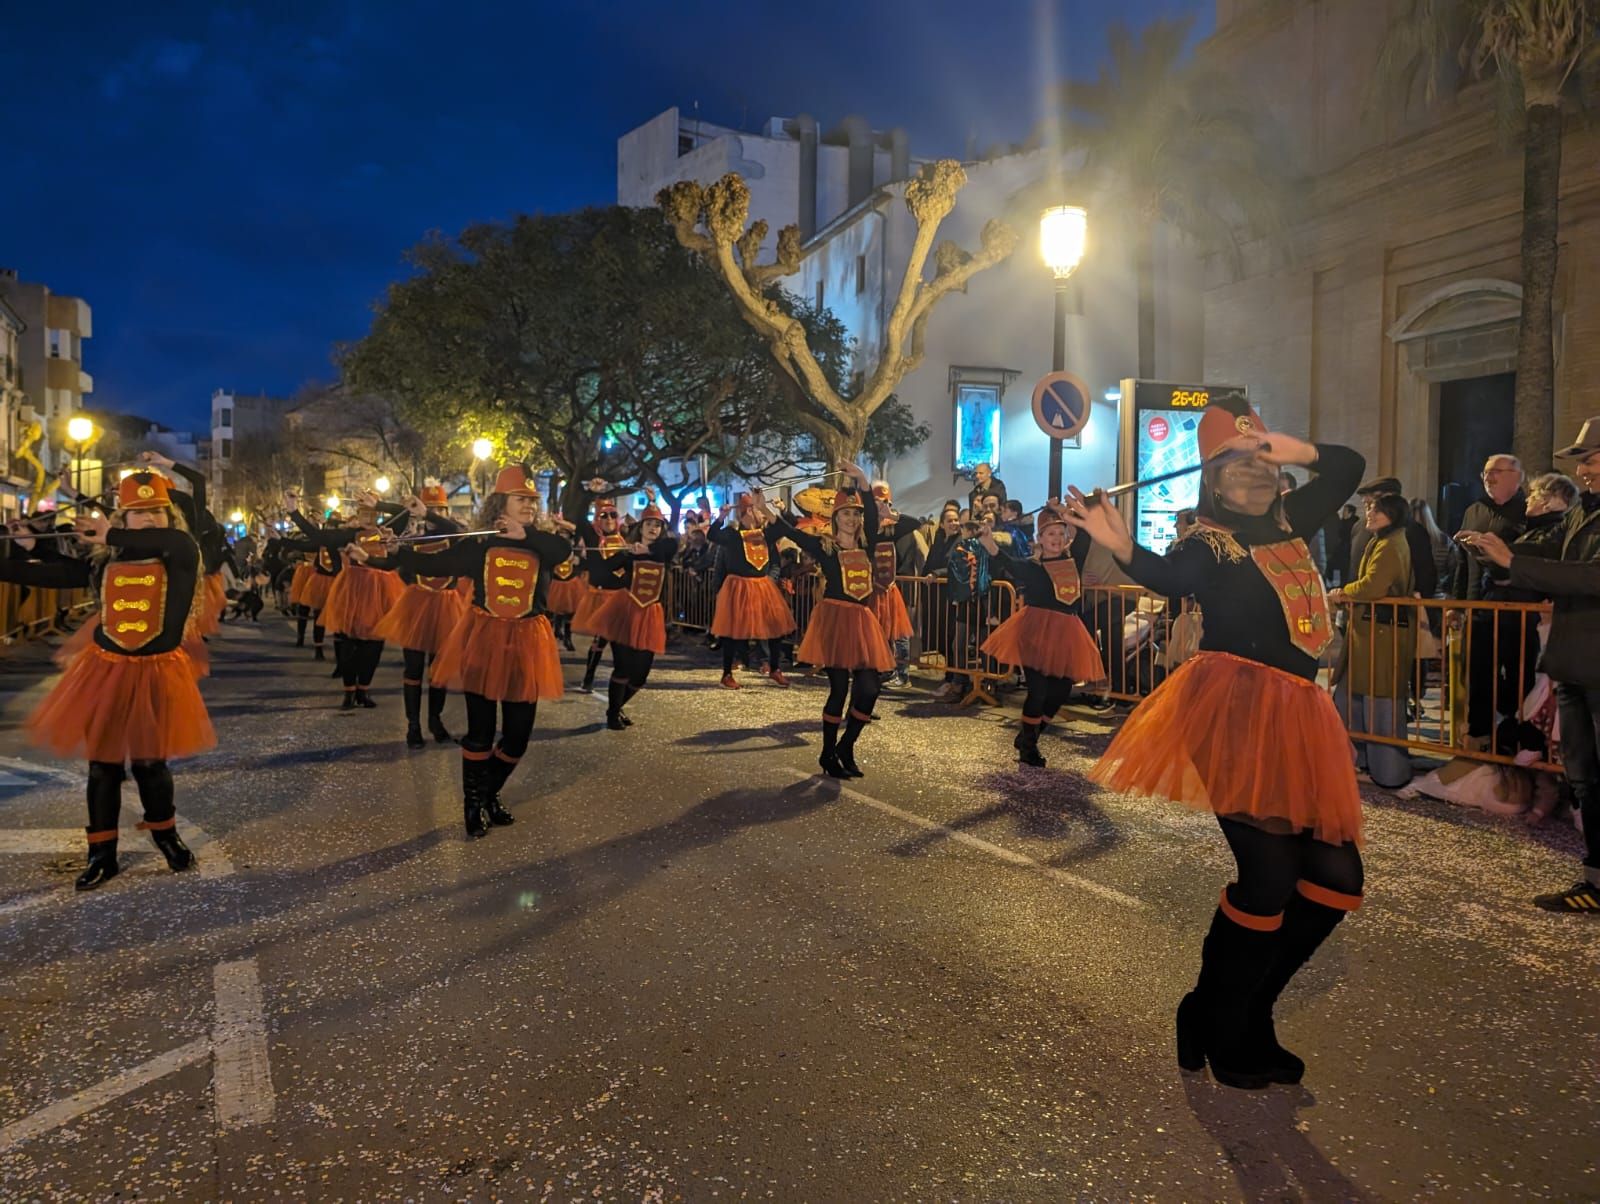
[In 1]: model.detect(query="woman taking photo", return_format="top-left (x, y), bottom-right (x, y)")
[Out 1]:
top-left (763, 462), bottom-right (894, 779)
top-left (1331, 493), bottom-right (1416, 790)
top-left (1064, 395), bottom-right (1366, 1091)
top-left (0, 471), bottom-right (214, 889)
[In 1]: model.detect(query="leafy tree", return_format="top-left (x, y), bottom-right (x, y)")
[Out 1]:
top-left (1374, 0), bottom-right (1598, 469)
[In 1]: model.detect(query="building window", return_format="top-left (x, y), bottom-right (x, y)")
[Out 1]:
top-left (220, 438), bottom-right (233, 458)
top-left (856, 255), bottom-right (866, 295)
top-left (815, 281), bottom-right (824, 311)
top-left (48, 330), bottom-right (64, 359)
top-left (219, 407), bottom-right (232, 428)
top-left (678, 133), bottom-right (694, 156)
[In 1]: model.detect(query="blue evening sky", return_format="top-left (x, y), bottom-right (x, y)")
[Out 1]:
top-left (2, 0), bottom-right (1208, 430)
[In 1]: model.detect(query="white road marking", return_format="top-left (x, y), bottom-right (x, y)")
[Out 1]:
top-left (0, 1038), bottom-right (211, 1152)
top-left (0, 957), bottom-right (275, 1150)
top-left (211, 959), bottom-right (275, 1129)
top-left (0, 821), bottom-right (233, 877)
top-left (782, 768), bottom-right (1147, 911)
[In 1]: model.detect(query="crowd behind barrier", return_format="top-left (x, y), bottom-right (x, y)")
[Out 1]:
top-left (660, 565), bottom-right (1564, 773)
top-left (0, 582), bottom-right (94, 645)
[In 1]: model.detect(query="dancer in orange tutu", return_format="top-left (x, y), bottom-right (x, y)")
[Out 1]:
top-left (295, 516), bottom-right (345, 662)
top-left (572, 490), bottom-right (630, 693)
top-left (394, 466), bottom-right (574, 837)
top-left (1064, 394), bottom-right (1364, 1090)
top-left (544, 548), bottom-right (586, 652)
top-left (979, 503), bottom-right (1104, 768)
top-left (580, 500), bottom-right (678, 730)
top-left (763, 462), bottom-right (893, 779)
top-left (372, 485), bottom-right (468, 746)
top-left (0, 471), bottom-right (214, 890)
top-left (286, 491), bottom-right (406, 710)
top-left (868, 481), bottom-right (918, 687)
top-left (136, 451), bottom-right (229, 637)
top-left (707, 493), bottom-right (794, 689)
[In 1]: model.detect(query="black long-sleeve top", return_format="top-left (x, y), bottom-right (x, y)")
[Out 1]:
top-left (167, 461), bottom-right (230, 575)
top-left (396, 530), bottom-right (573, 619)
top-left (1114, 444), bottom-right (1365, 681)
top-left (289, 509), bottom-right (406, 577)
top-left (392, 512), bottom-right (464, 588)
top-left (585, 535), bottom-right (679, 591)
top-left (706, 519), bottom-right (781, 578)
top-left (575, 518), bottom-right (634, 590)
top-left (0, 527), bottom-right (199, 656)
top-left (991, 533), bottom-right (1092, 616)
top-left (770, 491), bottom-right (882, 606)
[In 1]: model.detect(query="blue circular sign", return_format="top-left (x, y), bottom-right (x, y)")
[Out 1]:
top-left (1031, 372), bottom-right (1091, 440)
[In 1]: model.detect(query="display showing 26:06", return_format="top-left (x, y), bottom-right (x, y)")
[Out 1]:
top-left (1168, 390), bottom-right (1210, 408)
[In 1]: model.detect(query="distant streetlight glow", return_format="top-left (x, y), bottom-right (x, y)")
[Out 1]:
top-left (373, 475), bottom-right (391, 494)
top-left (1039, 205), bottom-right (1088, 280)
top-left (229, 510), bottom-right (244, 523)
top-left (67, 416), bottom-right (95, 443)
top-left (471, 437), bottom-right (493, 461)
top-left (325, 494), bottom-right (341, 511)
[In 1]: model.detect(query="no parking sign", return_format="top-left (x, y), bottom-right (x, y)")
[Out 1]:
top-left (1031, 372), bottom-right (1091, 441)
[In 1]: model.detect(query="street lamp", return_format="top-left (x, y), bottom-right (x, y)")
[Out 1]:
top-left (325, 494), bottom-right (341, 515)
top-left (1039, 205), bottom-right (1088, 499)
top-left (470, 438), bottom-right (494, 502)
top-left (66, 415), bottom-right (96, 500)
top-left (229, 509), bottom-right (244, 524)
top-left (373, 475), bottom-right (391, 495)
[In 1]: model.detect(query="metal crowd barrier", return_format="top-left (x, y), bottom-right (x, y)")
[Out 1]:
top-left (894, 574), bottom-right (1020, 704)
top-left (1078, 585), bottom-right (1563, 772)
top-left (1, 583), bottom-right (95, 646)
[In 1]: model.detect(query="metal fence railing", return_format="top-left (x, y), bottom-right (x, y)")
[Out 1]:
top-left (1, 583), bottom-right (95, 646)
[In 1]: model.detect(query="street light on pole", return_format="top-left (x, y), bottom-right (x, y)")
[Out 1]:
top-left (373, 475), bottom-right (391, 496)
top-left (66, 415), bottom-right (95, 501)
top-left (470, 437), bottom-right (493, 503)
top-left (1039, 205), bottom-right (1087, 500)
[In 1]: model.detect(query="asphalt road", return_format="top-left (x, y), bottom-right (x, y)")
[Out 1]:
top-left (0, 617), bottom-right (1596, 1202)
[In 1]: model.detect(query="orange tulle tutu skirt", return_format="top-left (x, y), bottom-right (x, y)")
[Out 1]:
top-left (797, 598), bottom-right (895, 672)
top-left (374, 584), bottom-right (468, 654)
top-left (320, 566), bottom-right (404, 640)
top-left (869, 585), bottom-right (914, 641)
top-left (54, 617), bottom-right (209, 680)
top-left (196, 572), bottom-right (226, 636)
top-left (28, 644), bottom-right (216, 763)
top-left (1090, 651), bottom-right (1363, 847)
top-left (711, 575), bottom-right (796, 640)
top-left (429, 607), bottom-right (564, 703)
top-left (301, 571), bottom-right (335, 612)
top-left (546, 575), bottom-right (589, 616)
top-left (571, 585), bottom-right (612, 633)
top-left (583, 590), bottom-right (667, 654)
top-left (288, 563), bottom-right (314, 606)
top-left (980, 606), bottom-right (1105, 681)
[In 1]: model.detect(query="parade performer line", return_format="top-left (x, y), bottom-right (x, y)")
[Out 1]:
top-left (781, 768), bottom-right (1146, 910)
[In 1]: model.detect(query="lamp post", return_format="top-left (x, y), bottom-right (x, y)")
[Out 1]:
top-left (1039, 205), bottom-right (1088, 500)
top-left (470, 437), bottom-right (493, 503)
top-left (66, 415), bottom-right (95, 500)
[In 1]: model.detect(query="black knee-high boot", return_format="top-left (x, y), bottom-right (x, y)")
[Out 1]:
top-left (403, 679), bottom-right (425, 747)
top-left (313, 622), bottom-right (326, 660)
top-left (606, 677), bottom-right (629, 730)
top-left (295, 612), bottom-right (308, 646)
top-left (819, 716), bottom-right (847, 778)
top-left (461, 754), bottom-right (491, 838)
top-left (582, 644), bottom-right (604, 692)
top-left (79, 763), bottom-right (125, 891)
top-left (1248, 889), bottom-right (1355, 1084)
top-left (1175, 904), bottom-right (1282, 1090)
top-left (427, 686), bottom-right (454, 743)
top-left (131, 761), bottom-right (193, 872)
top-left (835, 713), bottom-right (868, 779)
top-left (1015, 720), bottom-right (1046, 767)
top-left (484, 752), bottom-right (517, 826)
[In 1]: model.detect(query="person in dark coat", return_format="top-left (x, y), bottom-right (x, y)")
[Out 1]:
top-left (967, 463), bottom-right (1007, 513)
top-left (1459, 420), bottom-right (1600, 913)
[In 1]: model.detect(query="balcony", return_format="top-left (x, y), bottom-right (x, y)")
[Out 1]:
top-left (45, 295), bottom-right (92, 338)
top-left (46, 359), bottom-right (92, 395)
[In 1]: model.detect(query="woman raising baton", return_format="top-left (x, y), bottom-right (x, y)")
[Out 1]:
top-left (1063, 395), bottom-right (1365, 1090)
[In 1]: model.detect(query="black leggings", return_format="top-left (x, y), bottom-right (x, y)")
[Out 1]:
top-left (86, 760), bottom-right (175, 831)
top-left (339, 637), bottom-right (384, 688)
top-left (823, 667), bottom-right (881, 722)
top-left (723, 638), bottom-right (784, 674)
top-left (612, 644), bottom-right (656, 691)
top-left (1217, 816), bottom-right (1364, 918)
top-left (461, 693), bottom-right (537, 759)
top-left (1022, 668), bottom-right (1074, 722)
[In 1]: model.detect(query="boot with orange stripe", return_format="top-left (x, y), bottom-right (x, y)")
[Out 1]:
top-left (131, 760), bottom-right (194, 873)
top-left (1175, 890), bottom-right (1282, 1090)
top-left (1246, 880), bottom-right (1361, 1084)
top-left (483, 750), bottom-right (518, 827)
top-left (461, 750), bottom-right (493, 838)
top-left (835, 711), bottom-right (869, 779)
top-left (78, 762), bottom-right (125, 892)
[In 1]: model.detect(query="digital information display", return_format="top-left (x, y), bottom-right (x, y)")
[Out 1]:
top-left (1119, 380), bottom-right (1249, 558)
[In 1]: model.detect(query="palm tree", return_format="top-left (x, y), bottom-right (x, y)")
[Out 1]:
top-left (1037, 16), bottom-right (1293, 380)
top-left (1374, 0), bottom-right (1599, 470)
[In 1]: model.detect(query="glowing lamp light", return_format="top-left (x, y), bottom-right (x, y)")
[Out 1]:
top-left (229, 510), bottom-right (244, 523)
top-left (373, 475), bottom-right (391, 494)
top-left (471, 438), bottom-right (493, 461)
top-left (67, 416), bottom-right (95, 443)
top-left (1039, 205), bottom-right (1088, 280)
top-left (325, 494), bottom-right (341, 511)
top-left (118, 468), bottom-right (138, 480)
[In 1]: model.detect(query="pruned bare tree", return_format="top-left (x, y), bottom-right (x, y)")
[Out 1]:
top-left (659, 161), bottom-right (1019, 466)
